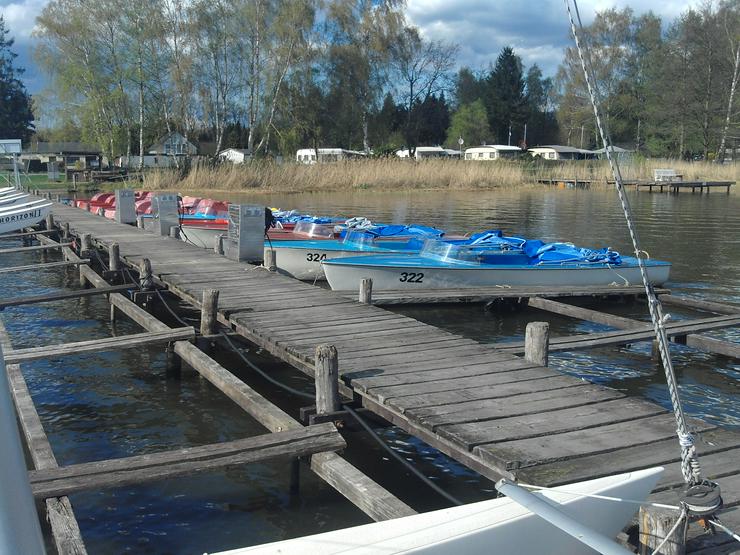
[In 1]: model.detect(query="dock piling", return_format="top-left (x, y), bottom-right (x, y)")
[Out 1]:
top-left (315, 344), bottom-right (340, 415)
top-left (638, 506), bottom-right (686, 555)
top-left (200, 289), bottom-right (219, 336)
top-left (264, 248), bottom-right (277, 272)
top-left (359, 278), bottom-right (373, 304)
top-left (214, 234), bottom-right (224, 255)
top-left (169, 226), bottom-right (180, 240)
top-left (139, 258), bottom-right (153, 291)
top-left (108, 243), bottom-right (120, 272)
top-left (524, 322), bottom-right (550, 366)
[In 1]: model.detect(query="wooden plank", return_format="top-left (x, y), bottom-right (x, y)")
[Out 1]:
top-left (437, 398), bottom-right (666, 448)
top-left (473, 414), bottom-right (715, 471)
top-left (0, 284), bottom-right (133, 309)
top-left (4, 327), bottom-right (195, 364)
top-left (660, 294), bottom-right (740, 316)
top-left (0, 259), bottom-right (90, 274)
top-left (407, 387), bottom-right (624, 431)
top-left (0, 242), bottom-right (73, 254)
top-left (518, 428), bottom-right (740, 487)
top-left (493, 315), bottom-right (740, 353)
top-left (527, 296), bottom-right (645, 329)
top-left (30, 423), bottom-right (345, 499)
top-left (684, 335), bottom-right (740, 359)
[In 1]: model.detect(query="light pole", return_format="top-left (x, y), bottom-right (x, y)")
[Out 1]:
top-left (458, 137), bottom-right (464, 160)
top-left (508, 122), bottom-right (512, 146)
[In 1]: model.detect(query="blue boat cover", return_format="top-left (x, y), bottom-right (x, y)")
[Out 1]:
top-left (523, 240), bottom-right (622, 265)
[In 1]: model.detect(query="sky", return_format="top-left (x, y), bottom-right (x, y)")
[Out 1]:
top-left (2, 0), bottom-right (700, 95)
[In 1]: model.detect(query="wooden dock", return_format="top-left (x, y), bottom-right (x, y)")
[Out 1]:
top-left (622, 180), bottom-right (735, 193)
top-left (7, 199), bottom-right (740, 552)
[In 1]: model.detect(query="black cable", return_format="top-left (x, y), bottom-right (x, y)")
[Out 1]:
top-left (218, 330), bottom-right (464, 506)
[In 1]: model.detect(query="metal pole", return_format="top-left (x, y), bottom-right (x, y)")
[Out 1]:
top-left (0, 348), bottom-right (46, 554)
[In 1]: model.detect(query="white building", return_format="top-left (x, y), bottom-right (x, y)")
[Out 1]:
top-left (147, 132), bottom-right (197, 156)
top-left (296, 148), bottom-right (366, 164)
top-left (528, 145), bottom-right (596, 160)
top-left (464, 145), bottom-right (522, 160)
top-left (395, 146), bottom-right (449, 159)
top-left (218, 148), bottom-right (252, 164)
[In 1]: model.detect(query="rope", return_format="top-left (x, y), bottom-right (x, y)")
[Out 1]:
top-left (563, 0), bottom-right (702, 486)
top-left (708, 519), bottom-right (740, 543)
top-left (218, 331), bottom-right (464, 506)
top-left (649, 507), bottom-right (687, 555)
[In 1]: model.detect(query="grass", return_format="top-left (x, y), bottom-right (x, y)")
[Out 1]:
top-left (139, 158), bottom-right (738, 194)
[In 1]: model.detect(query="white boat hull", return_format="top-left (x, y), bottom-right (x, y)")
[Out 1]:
top-left (179, 225), bottom-right (223, 249)
top-left (0, 202), bottom-right (52, 234)
top-left (323, 260), bottom-right (671, 291)
top-left (271, 245), bottom-right (393, 281)
top-left (211, 467), bottom-right (663, 555)
top-left (0, 193), bottom-right (30, 208)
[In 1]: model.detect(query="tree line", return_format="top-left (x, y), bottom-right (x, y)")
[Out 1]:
top-left (2, 1), bottom-right (737, 162)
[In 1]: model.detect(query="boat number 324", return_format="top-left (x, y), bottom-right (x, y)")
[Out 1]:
top-left (399, 272), bottom-right (424, 283)
top-left (307, 253), bottom-right (327, 262)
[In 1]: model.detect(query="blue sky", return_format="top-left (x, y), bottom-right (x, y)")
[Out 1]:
top-left (2, 0), bottom-right (699, 95)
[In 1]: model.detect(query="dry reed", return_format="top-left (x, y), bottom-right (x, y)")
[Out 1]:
top-left (141, 158), bottom-right (738, 193)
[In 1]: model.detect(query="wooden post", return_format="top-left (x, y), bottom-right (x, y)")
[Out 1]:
top-left (315, 344), bottom-right (340, 414)
top-left (110, 303), bottom-right (116, 324)
top-left (108, 243), bottom-right (120, 272)
top-left (169, 226), bottom-right (180, 239)
top-left (264, 248), bottom-right (277, 272)
top-left (62, 223), bottom-right (70, 241)
top-left (139, 258), bottom-right (153, 291)
top-left (165, 342), bottom-right (181, 377)
top-left (524, 322), bottom-right (549, 366)
top-left (638, 507), bottom-right (686, 555)
top-left (136, 216), bottom-right (144, 229)
top-left (72, 173), bottom-right (77, 191)
top-left (200, 289), bottom-right (219, 336)
top-left (214, 234), bottom-right (224, 255)
top-left (359, 278), bottom-right (373, 304)
top-left (96, 207), bottom-right (105, 217)
top-left (45, 213), bottom-right (54, 232)
top-left (55, 194), bottom-right (62, 202)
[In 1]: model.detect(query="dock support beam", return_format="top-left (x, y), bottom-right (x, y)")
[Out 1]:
top-left (638, 506), bottom-right (686, 555)
top-left (524, 322), bottom-right (549, 366)
top-left (264, 248), bottom-right (277, 272)
top-left (359, 278), bottom-right (373, 304)
top-left (200, 289), bottom-right (219, 336)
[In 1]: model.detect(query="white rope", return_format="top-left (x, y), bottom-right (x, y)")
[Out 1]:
top-left (563, 0), bottom-right (702, 486)
top-left (708, 519), bottom-right (740, 543)
top-left (649, 507), bottom-right (687, 555)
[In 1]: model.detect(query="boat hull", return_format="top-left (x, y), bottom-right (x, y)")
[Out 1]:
top-left (0, 193), bottom-right (30, 208)
top-left (212, 467), bottom-right (663, 555)
top-left (323, 257), bottom-right (671, 291)
top-left (0, 202), bottom-right (52, 234)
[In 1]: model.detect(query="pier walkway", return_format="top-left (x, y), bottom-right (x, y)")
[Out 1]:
top-left (42, 201), bottom-right (740, 550)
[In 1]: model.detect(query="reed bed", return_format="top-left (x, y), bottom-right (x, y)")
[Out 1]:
top-left (141, 157), bottom-right (738, 193)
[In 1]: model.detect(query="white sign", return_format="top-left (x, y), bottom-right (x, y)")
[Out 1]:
top-left (458, 137), bottom-right (464, 146)
top-left (0, 140), bottom-right (22, 154)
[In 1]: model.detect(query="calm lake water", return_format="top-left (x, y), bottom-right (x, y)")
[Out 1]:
top-left (1, 187), bottom-right (738, 553)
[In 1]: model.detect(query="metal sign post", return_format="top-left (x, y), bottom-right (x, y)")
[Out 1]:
top-left (115, 189), bottom-right (137, 224)
top-left (226, 204), bottom-right (264, 262)
top-left (153, 193), bottom-right (179, 236)
top-left (0, 139), bottom-right (22, 190)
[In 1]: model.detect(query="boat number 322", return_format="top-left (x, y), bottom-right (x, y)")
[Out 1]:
top-left (306, 253), bottom-right (327, 262)
top-left (399, 272), bottom-right (424, 283)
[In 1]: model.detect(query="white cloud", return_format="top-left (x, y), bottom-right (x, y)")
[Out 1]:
top-left (1, 0), bottom-right (46, 40)
top-left (406, 0), bottom-right (702, 76)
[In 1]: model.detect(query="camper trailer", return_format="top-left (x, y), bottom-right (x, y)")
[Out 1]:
top-left (464, 145), bottom-right (522, 160)
top-left (296, 148), bottom-right (366, 164)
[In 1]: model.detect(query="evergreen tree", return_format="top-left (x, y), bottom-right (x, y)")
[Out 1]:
top-left (454, 67), bottom-right (483, 107)
top-left (0, 16), bottom-right (34, 142)
top-left (484, 46), bottom-right (527, 145)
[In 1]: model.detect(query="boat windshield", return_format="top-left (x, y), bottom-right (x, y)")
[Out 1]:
top-left (420, 240), bottom-right (490, 264)
top-left (342, 230), bottom-right (378, 247)
top-left (293, 221), bottom-right (336, 238)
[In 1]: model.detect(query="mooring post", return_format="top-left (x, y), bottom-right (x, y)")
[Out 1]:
top-left (80, 233), bottom-right (92, 256)
top-left (165, 342), bottom-right (181, 377)
top-left (315, 344), bottom-right (340, 415)
top-left (62, 222), bottom-right (70, 241)
top-left (359, 278), bottom-right (373, 304)
top-left (139, 258), bottom-right (153, 291)
top-left (55, 194), bottom-right (62, 203)
top-left (264, 248), bottom-right (277, 272)
top-left (45, 213), bottom-right (54, 233)
top-left (136, 216), bottom-right (144, 229)
top-left (169, 226), bottom-right (180, 240)
top-left (108, 243), bottom-right (120, 273)
top-left (524, 321), bottom-right (549, 366)
top-left (96, 207), bottom-right (105, 217)
top-left (214, 234), bottom-right (224, 255)
top-left (638, 506), bottom-right (686, 555)
top-left (200, 289), bottom-right (219, 336)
